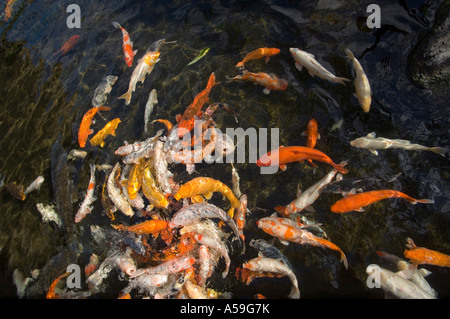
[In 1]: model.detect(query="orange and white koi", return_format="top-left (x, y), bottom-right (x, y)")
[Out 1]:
top-left (75, 163), bottom-right (96, 223)
top-left (330, 189), bottom-right (434, 213)
top-left (194, 233), bottom-right (231, 278)
top-left (289, 48), bottom-right (350, 85)
top-left (257, 145), bottom-right (348, 174)
top-left (107, 163), bottom-right (134, 217)
top-left (150, 232), bottom-right (197, 262)
top-left (117, 49), bottom-right (160, 105)
top-left (226, 70), bottom-right (288, 94)
top-left (257, 216), bottom-right (348, 269)
top-left (197, 244), bottom-right (214, 286)
top-left (53, 35), bottom-right (80, 57)
top-left (176, 72), bottom-right (217, 137)
top-left (112, 22), bottom-right (137, 67)
top-left (90, 118), bottom-right (121, 147)
top-left (235, 47), bottom-right (280, 69)
top-left (174, 176), bottom-right (240, 218)
top-left (78, 106), bottom-right (111, 148)
top-left (345, 48), bottom-right (371, 112)
top-left (234, 194), bottom-right (249, 252)
top-left (404, 238), bottom-right (450, 268)
top-left (243, 257), bottom-right (300, 299)
top-left (303, 118), bottom-right (320, 167)
top-left (130, 255), bottom-right (196, 279)
top-left (3, 0), bottom-right (15, 22)
top-left (275, 167), bottom-right (341, 216)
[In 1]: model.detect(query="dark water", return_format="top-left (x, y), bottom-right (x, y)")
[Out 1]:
top-left (0, 0), bottom-right (449, 298)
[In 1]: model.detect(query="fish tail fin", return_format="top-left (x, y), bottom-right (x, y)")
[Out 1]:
top-left (334, 161), bottom-right (348, 174)
top-left (430, 147), bottom-right (449, 156)
top-left (314, 237), bottom-right (348, 269)
top-left (288, 285), bottom-right (300, 299)
top-left (334, 77), bottom-right (351, 86)
top-left (344, 48), bottom-right (355, 60)
top-left (117, 91), bottom-right (132, 105)
top-left (235, 61), bottom-right (244, 68)
top-left (410, 198), bottom-right (435, 205)
top-left (274, 206), bottom-right (288, 216)
top-left (225, 76), bottom-right (234, 83)
top-left (208, 72), bottom-right (217, 88)
top-left (112, 21), bottom-right (121, 29)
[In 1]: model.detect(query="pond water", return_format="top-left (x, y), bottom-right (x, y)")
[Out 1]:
top-left (0, 0), bottom-right (449, 298)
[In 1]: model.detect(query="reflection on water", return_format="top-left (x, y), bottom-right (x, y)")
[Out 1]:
top-left (0, 0), bottom-right (449, 298)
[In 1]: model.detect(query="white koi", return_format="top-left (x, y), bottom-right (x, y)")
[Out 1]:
top-left (290, 47), bottom-right (350, 85)
top-left (129, 255), bottom-right (195, 279)
top-left (243, 257), bottom-right (300, 299)
top-left (197, 244), bottom-right (214, 286)
top-left (345, 49), bottom-right (371, 112)
top-left (194, 233), bottom-right (231, 278)
top-left (275, 165), bottom-right (343, 216)
top-left (150, 140), bottom-right (173, 195)
top-left (144, 89), bottom-right (158, 133)
top-left (24, 175), bottom-right (44, 195)
top-left (92, 75), bottom-right (118, 108)
top-left (107, 163), bottom-right (134, 217)
top-left (75, 163), bottom-right (96, 223)
top-left (350, 132), bottom-right (448, 156)
top-left (36, 203), bottom-right (63, 227)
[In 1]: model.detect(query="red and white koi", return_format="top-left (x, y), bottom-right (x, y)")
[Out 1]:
top-left (243, 257), bottom-right (300, 299)
top-left (275, 166), bottom-right (342, 216)
top-left (112, 22), bottom-right (137, 67)
top-left (75, 163), bottom-right (96, 223)
top-left (197, 245), bottom-right (214, 286)
top-left (129, 255), bottom-right (195, 279)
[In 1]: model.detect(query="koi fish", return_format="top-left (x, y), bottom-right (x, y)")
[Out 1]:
top-left (404, 238), bottom-right (450, 267)
top-left (187, 47), bottom-right (210, 66)
top-left (140, 161), bottom-right (169, 209)
top-left (302, 118), bottom-right (320, 167)
top-left (256, 145), bottom-right (348, 174)
top-left (152, 119), bottom-right (174, 132)
top-left (78, 106), bottom-right (111, 148)
top-left (197, 244), bottom-right (213, 286)
top-left (330, 189), bottom-right (434, 213)
top-left (226, 70), bottom-right (288, 94)
top-left (275, 166), bottom-right (342, 216)
top-left (3, 0), bottom-right (14, 22)
top-left (53, 35), bottom-right (80, 57)
top-left (130, 255), bottom-right (196, 279)
top-left (112, 219), bottom-right (168, 236)
top-left (144, 89), bottom-right (158, 133)
top-left (350, 132), bottom-right (449, 156)
top-left (231, 163), bottom-right (242, 198)
top-left (249, 238), bottom-right (294, 271)
top-left (243, 257), bottom-right (300, 299)
top-left (117, 48), bottom-right (160, 105)
top-left (235, 47), bottom-right (280, 69)
top-left (46, 272), bottom-right (70, 299)
top-left (257, 216), bottom-right (348, 269)
top-left (92, 75), bottom-right (118, 108)
top-left (24, 175), bottom-right (44, 195)
top-left (185, 280), bottom-right (209, 299)
top-left (74, 163), bottom-right (96, 223)
top-left (107, 163), bottom-right (134, 217)
top-left (194, 233), bottom-right (231, 278)
top-left (90, 118), bottom-right (121, 147)
top-left (36, 203), bottom-right (63, 227)
top-left (149, 140), bottom-right (173, 195)
top-left (366, 264), bottom-right (436, 299)
top-left (345, 49), bottom-right (371, 112)
top-left (289, 48), bottom-right (350, 85)
top-left (176, 72), bottom-right (217, 137)
top-left (112, 22), bottom-right (137, 67)
top-left (174, 176), bottom-right (240, 218)
top-left (125, 161), bottom-right (142, 200)
top-left (150, 232), bottom-right (197, 261)
top-left (234, 194), bottom-right (249, 252)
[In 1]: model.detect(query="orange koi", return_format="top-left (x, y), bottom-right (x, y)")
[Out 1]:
top-left (257, 145), bottom-right (348, 174)
top-left (46, 272), bottom-right (70, 299)
top-left (176, 72), bottom-right (217, 137)
top-left (330, 189), bottom-right (434, 213)
top-left (404, 238), bottom-right (450, 267)
top-left (235, 47), bottom-right (280, 69)
top-left (174, 176), bottom-right (240, 218)
top-left (141, 162), bottom-right (169, 209)
top-left (53, 35), bottom-right (80, 56)
top-left (150, 232), bottom-right (197, 261)
top-left (152, 119), bottom-right (174, 132)
top-left (125, 161), bottom-right (142, 200)
top-left (257, 216), bottom-right (348, 269)
top-left (78, 106), bottom-right (111, 148)
top-left (112, 22), bottom-right (137, 67)
top-left (90, 118), bottom-right (121, 147)
top-left (111, 219), bottom-right (168, 236)
top-left (303, 118), bottom-right (320, 168)
top-left (226, 70), bottom-right (288, 94)
top-left (3, 0), bottom-right (14, 22)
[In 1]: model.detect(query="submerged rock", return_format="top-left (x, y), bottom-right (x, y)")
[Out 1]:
top-left (407, 0), bottom-right (450, 91)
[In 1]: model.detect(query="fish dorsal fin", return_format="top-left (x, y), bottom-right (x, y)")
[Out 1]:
top-left (278, 239), bottom-right (290, 246)
top-left (270, 212), bottom-right (278, 218)
top-left (367, 132), bottom-right (376, 138)
top-left (347, 188), bottom-right (357, 197)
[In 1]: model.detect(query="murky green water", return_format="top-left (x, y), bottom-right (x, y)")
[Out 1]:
top-left (0, 0), bottom-right (449, 298)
